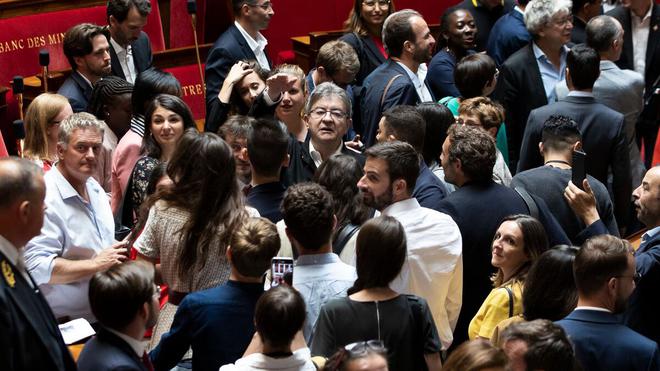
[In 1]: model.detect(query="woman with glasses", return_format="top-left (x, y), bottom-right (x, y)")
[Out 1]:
top-left (340, 0), bottom-right (394, 88)
top-left (468, 214), bottom-right (549, 341)
top-left (490, 245), bottom-right (579, 345)
top-left (311, 216), bottom-right (442, 371)
top-left (23, 93), bottom-right (73, 171)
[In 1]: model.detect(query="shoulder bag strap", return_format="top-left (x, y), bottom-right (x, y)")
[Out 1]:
top-left (333, 223), bottom-right (360, 256)
top-left (503, 286), bottom-right (514, 318)
top-left (380, 74), bottom-right (403, 107)
top-left (514, 187), bottom-right (539, 220)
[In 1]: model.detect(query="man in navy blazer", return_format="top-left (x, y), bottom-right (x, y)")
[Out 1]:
top-left (486, 0), bottom-right (532, 66)
top-left (77, 261), bottom-right (159, 371)
top-left (360, 9), bottom-right (436, 147)
top-left (58, 23), bottom-right (112, 112)
top-left (518, 45), bottom-right (631, 228)
top-left (107, 0), bottom-right (153, 84)
top-left (628, 166), bottom-right (660, 344)
top-left (205, 0), bottom-right (274, 125)
top-left (557, 234), bottom-right (660, 370)
top-left (0, 158), bottom-right (76, 371)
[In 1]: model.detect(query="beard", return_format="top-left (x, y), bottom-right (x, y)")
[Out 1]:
top-left (361, 184), bottom-right (394, 211)
top-left (612, 293), bottom-right (629, 314)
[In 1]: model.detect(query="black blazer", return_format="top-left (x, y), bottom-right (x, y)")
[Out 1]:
top-left (340, 32), bottom-right (387, 87)
top-left (109, 31), bottom-right (153, 81)
top-left (437, 181), bottom-right (569, 347)
top-left (492, 43), bottom-right (548, 168)
top-left (57, 71), bottom-right (93, 113)
top-left (518, 95), bottom-right (631, 226)
top-left (0, 251), bottom-right (76, 371)
top-left (625, 230), bottom-right (660, 344)
top-left (77, 327), bottom-right (149, 371)
top-left (205, 24), bottom-right (272, 125)
top-left (608, 4), bottom-right (660, 106)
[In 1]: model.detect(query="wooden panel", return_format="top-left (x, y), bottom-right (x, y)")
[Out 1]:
top-left (0, 0), bottom-right (106, 18)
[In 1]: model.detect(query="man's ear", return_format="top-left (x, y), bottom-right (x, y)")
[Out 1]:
top-left (573, 140), bottom-right (582, 152)
top-left (538, 142), bottom-right (544, 155)
top-left (392, 178), bottom-right (407, 196)
top-left (18, 200), bottom-right (30, 225)
top-left (56, 142), bottom-right (65, 160)
top-left (387, 134), bottom-right (397, 142)
top-left (226, 245), bottom-right (233, 262)
top-left (282, 154), bottom-right (290, 168)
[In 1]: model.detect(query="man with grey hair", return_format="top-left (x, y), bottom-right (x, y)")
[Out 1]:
top-left (360, 9), bottom-right (436, 147)
top-left (493, 0), bottom-right (573, 169)
top-left (25, 112), bottom-right (127, 322)
top-left (285, 82), bottom-right (365, 185)
top-left (557, 15), bottom-right (646, 188)
top-left (0, 157), bottom-right (77, 371)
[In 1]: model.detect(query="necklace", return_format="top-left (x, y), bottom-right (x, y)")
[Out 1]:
top-left (544, 160), bottom-right (571, 167)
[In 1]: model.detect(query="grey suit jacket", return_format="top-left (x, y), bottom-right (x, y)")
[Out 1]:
top-left (556, 60), bottom-right (645, 186)
top-left (518, 94), bottom-right (631, 226)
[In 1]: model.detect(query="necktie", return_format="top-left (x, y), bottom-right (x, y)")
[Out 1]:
top-left (142, 351), bottom-right (154, 371)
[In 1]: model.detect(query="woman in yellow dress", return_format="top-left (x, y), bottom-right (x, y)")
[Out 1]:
top-left (468, 214), bottom-right (548, 340)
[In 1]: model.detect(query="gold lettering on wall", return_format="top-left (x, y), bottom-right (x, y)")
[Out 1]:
top-left (0, 32), bottom-right (65, 54)
top-left (182, 84), bottom-right (205, 97)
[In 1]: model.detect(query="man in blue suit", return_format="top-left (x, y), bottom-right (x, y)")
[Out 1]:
top-left (150, 218), bottom-right (280, 371)
top-left (58, 23), bottom-right (112, 113)
top-left (107, 0), bottom-right (153, 84)
top-left (557, 234), bottom-right (660, 370)
top-left (77, 261), bottom-right (159, 371)
top-left (486, 0), bottom-right (532, 66)
top-left (360, 9), bottom-right (436, 147)
top-left (628, 166), bottom-right (660, 344)
top-left (205, 0), bottom-right (274, 126)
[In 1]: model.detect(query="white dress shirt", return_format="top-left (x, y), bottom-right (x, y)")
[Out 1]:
top-left (396, 61), bottom-right (434, 102)
top-left (106, 328), bottom-right (147, 356)
top-left (308, 140), bottom-right (342, 168)
top-left (631, 4), bottom-right (652, 76)
top-left (24, 166), bottom-right (115, 321)
top-left (110, 37), bottom-right (137, 84)
top-left (234, 21), bottom-right (270, 71)
top-left (383, 198), bottom-right (463, 349)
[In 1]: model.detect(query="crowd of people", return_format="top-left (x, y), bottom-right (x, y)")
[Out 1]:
top-left (1, 0), bottom-right (660, 370)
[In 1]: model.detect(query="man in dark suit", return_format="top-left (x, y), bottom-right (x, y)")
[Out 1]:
top-left (570, 0), bottom-right (601, 44)
top-left (77, 261), bottom-right (159, 371)
top-left (628, 166), bottom-right (660, 344)
top-left (107, 0), bottom-right (153, 84)
top-left (285, 83), bottom-right (364, 185)
top-left (150, 218), bottom-right (279, 371)
top-left (374, 105), bottom-right (447, 211)
top-left (205, 0), bottom-right (274, 124)
top-left (245, 119), bottom-right (288, 223)
top-left (518, 44), bottom-right (631, 228)
top-left (557, 234), bottom-right (660, 369)
top-left (0, 157), bottom-right (76, 371)
top-left (58, 23), bottom-right (112, 112)
top-left (360, 9), bottom-right (436, 147)
top-left (438, 125), bottom-right (571, 349)
top-left (607, 0), bottom-right (660, 165)
top-left (493, 0), bottom-right (573, 168)
top-left (450, 0), bottom-right (515, 51)
top-left (486, 0), bottom-right (532, 66)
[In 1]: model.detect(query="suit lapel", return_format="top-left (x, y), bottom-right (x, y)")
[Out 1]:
top-left (109, 45), bottom-right (126, 80)
top-left (229, 25), bottom-right (259, 61)
top-left (646, 5), bottom-right (660, 72)
top-left (97, 328), bottom-right (148, 371)
top-left (363, 36), bottom-right (387, 65)
top-left (524, 44), bottom-right (548, 105)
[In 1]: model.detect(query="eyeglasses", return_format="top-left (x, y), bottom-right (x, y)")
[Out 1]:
top-left (552, 15), bottom-right (573, 27)
top-left (615, 272), bottom-right (642, 284)
top-left (362, 0), bottom-right (390, 9)
top-left (494, 68), bottom-right (500, 80)
top-left (309, 108), bottom-right (348, 120)
top-left (248, 1), bottom-right (272, 10)
top-left (344, 340), bottom-right (387, 356)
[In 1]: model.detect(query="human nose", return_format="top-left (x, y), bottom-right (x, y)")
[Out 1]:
top-left (633, 185), bottom-right (641, 200)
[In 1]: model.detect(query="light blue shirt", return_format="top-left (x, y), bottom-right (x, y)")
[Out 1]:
top-left (24, 165), bottom-right (115, 321)
top-left (292, 252), bottom-right (356, 343)
top-left (533, 42), bottom-right (568, 103)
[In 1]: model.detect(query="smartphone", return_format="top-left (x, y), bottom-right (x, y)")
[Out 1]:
top-left (271, 257), bottom-right (294, 287)
top-left (572, 150), bottom-right (587, 190)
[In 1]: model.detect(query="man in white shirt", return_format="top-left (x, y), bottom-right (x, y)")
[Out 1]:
top-left (24, 112), bottom-right (127, 322)
top-left (357, 141), bottom-right (463, 350)
top-left (107, 0), bottom-right (153, 83)
top-left (205, 0), bottom-right (274, 121)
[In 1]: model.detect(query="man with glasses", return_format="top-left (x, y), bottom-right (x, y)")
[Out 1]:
top-left (556, 234), bottom-right (660, 369)
top-left (205, 0), bottom-right (274, 123)
top-left (285, 82), bottom-right (364, 185)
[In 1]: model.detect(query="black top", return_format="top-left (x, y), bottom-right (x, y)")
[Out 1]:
top-left (450, 0), bottom-right (515, 52)
top-left (311, 295), bottom-right (441, 371)
top-left (246, 181), bottom-right (287, 223)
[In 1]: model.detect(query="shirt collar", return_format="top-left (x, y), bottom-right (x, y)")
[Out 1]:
top-left (109, 37), bottom-right (129, 55)
top-left (295, 252), bottom-right (341, 266)
top-left (567, 90), bottom-right (593, 98)
top-left (309, 139), bottom-right (343, 167)
top-left (106, 328), bottom-right (146, 356)
top-left (532, 42), bottom-right (569, 62)
top-left (51, 164), bottom-right (96, 201)
top-left (0, 235), bottom-right (19, 267)
top-left (395, 61), bottom-right (421, 87)
top-left (600, 60), bottom-right (618, 70)
top-left (234, 21), bottom-right (268, 53)
top-left (381, 197), bottom-right (420, 216)
top-left (632, 2), bottom-right (653, 22)
top-left (643, 225), bottom-right (660, 240)
top-left (514, 5), bottom-right (524, 15)
top-left (575, 306), bottom-right (612, 313)
top-left (76, 70), bottom-right (94, 88)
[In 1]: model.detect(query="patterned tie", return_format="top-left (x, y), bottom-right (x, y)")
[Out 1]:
top-left (142, 351), bottom-right (154, 371)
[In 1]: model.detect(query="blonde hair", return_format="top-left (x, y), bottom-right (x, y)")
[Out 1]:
top-left (23, 93), bottom-right (70, 160)
top-left (273, 64), bottom-right (307, 96)
top-left (458, 97), bottom-right (505, 131)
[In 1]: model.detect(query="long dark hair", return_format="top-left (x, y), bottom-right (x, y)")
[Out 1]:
top-left (314, 154), bottom-right (371, 238)
top-left (159, 129), bottom-right (247, 280)
top-left (348, 216), bottom-right (407, 295)
top-left (141, 94), bottom-right (197, 158)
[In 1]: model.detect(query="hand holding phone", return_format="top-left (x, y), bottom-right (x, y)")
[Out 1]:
top-left (572, 150), bottom-right (587, 190)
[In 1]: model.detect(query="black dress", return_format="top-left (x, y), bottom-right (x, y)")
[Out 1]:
top-left (311, 295), bottom-right (441, 370)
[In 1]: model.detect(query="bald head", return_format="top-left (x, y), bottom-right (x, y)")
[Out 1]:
top-left (0, 157), bottom-right (46, 247)
top-left (633, 166), bottom-right (660, 228)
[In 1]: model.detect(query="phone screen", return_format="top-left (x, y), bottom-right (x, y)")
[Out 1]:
top-left (572, 150), bottom-right (587, 190)
top-left (271, 257), bottom-right (294, 287)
